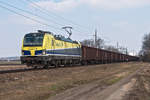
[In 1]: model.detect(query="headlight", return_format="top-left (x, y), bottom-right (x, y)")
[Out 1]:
top-left (22, 51), bottom-right (24, 55)
top-left (43, 50), bottom-right (46, 55)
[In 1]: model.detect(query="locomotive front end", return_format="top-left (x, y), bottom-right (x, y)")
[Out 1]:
top-left (21, 32), bottom-right (47, 67)
top-left (22, 33), bottom-right (45, 56)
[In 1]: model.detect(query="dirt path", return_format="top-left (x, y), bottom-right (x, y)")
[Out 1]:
top-left (123, 64), bottom-right (150, 100)
top-left (48, 63), bottom-right (144, 100)
top-left (96, 71), bottom-right (138, 100)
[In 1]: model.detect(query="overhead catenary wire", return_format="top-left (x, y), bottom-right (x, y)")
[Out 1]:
top-left (0, 1), bottom-right (91, 38)
top-left (24, 0), bottom-right (91, 32)
top-left (0, 0), bottom-right (108, 41)
top-left (0, 1), bottom-right (65, 27)
top-left (7, 0), bottom-right (92, 36)
top-left (0, 3), bottom-right (62, 32)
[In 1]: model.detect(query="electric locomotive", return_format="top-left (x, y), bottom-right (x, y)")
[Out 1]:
top-left (21, 30), bottom-right (81, 68)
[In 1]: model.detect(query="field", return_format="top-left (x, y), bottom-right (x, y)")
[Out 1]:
top-left (0, 62), bottom-right (149, 100)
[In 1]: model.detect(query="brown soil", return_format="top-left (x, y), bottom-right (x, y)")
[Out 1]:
top-left (0, 62), bottom-right (147, 100)
top-left (123, 64), bottom-right (150, 100)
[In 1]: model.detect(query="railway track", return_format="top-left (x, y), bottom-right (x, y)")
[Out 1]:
top-left (0, 64), bottom-right (49, 74)
top-left (0, 62), bottom-right (137, 74)
top-left (0, 63), bottom-right (99, 74)
top-left (0, 64), bottom-right (22, 66)
top-left (0, 64), bottom-right (80, 74)
top-left (0, 67), bottom-right (47, 74)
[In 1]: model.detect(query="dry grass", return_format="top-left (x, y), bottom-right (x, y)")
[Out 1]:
top-left (105, 76), bottom-right (124, 85)
top-left (0, 62), bottom-right (145, 100)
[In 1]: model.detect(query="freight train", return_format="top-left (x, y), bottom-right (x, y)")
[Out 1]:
top-left (21, 30), bottom-right (139, 68)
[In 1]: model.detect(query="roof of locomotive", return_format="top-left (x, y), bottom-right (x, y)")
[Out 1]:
top-left (53, 35), bottom-right (78, 44)
top-left (36, 30), bottom-right (79, 44)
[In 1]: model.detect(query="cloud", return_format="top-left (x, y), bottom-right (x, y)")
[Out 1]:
top-left (32, 0), bottom-right (79, 12)
top-left (84, 0), bottom-right (150, 9)
top-left (31, 0), bottom-right (150, 12)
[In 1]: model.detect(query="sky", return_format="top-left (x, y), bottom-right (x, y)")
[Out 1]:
top-left (0, 0), bottom-right (150, 57)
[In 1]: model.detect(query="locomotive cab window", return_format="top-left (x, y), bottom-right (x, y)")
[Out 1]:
top-left (23, 33), bottom-right (44, 46)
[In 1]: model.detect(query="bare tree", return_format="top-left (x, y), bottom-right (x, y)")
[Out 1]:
top-left (119, 47), bottom-right (128, 54)
top-left (81, 39), bottom-right (94, 47)
top-left (96, 38), bottom-right (105, 49)
top-left (81, 37), bottom-right (104, 49)
top-left (104, 45), bottom-right (120, 53)
top-left (140, 33), bottom-right (150, 61)
top-left (81, 37), bottom-right (125, 54)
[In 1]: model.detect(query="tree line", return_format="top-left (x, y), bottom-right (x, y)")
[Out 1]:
top-left (139, 33), bottom-right (150, 61)
top-left (81, 37), bottom-right (128, 54)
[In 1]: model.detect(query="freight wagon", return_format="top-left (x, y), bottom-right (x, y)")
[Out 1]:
top-left (81, 46), bottom-right (139, 65)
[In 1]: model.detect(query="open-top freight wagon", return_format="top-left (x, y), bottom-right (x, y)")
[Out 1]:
top-left (21, 30), bottom-right (139, 68)
top-left (81, 46), bottom-right (139, 65)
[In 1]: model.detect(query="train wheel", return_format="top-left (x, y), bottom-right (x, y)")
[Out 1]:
top-left (54, 61), bottom-right (59, 68)
top-left (43, 65), bottom-right (49, 69)
top-left (33, 66), bottom-right (37, 69)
